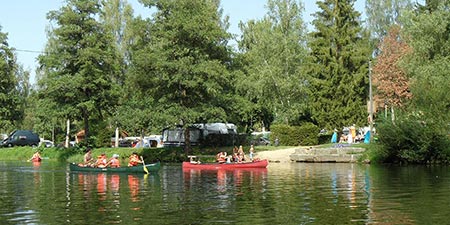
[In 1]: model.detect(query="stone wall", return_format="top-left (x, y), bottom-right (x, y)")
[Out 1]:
top-left (289, 146), bottom-right (365, 163)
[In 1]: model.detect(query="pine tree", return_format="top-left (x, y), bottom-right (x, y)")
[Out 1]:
top-left (37, 0), bottom-right (120, 143)
top-left (308, 0), bottom-right (371, 130)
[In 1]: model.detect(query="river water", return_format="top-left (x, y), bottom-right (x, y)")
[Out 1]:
top-left (1, 161), bottom-right (450, 225)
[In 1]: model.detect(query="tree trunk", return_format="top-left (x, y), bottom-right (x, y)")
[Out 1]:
top-left (115, 127), bottom-right (119, 148)
top-left (65, 119), bottom-right (70, 148)
top-left (83, 110), bottom-right (89, 144)
top-left (391, 106), bottom-right (395, 124)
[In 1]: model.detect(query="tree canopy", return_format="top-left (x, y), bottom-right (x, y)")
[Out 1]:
top-left (308, 0), bottom-right (371, 130)
top-left (37, 0), bottom-right (121, 142)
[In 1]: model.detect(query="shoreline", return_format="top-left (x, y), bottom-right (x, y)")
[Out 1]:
top-left (254, 147), bottom-right (298, 163)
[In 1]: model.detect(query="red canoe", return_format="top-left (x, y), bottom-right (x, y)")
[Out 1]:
top-left (182, 159), bottom-right (269, 170)
top-left (31, 157), bottom-right (42, 162)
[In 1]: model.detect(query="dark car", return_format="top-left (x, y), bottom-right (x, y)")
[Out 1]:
top-left (252, 137), bottom-right (270, 146)
top-left (1, 130), bottom-right (40, 147)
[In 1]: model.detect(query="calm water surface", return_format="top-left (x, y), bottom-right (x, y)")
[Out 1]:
top-left (1, 161), bottom-right (450, 224)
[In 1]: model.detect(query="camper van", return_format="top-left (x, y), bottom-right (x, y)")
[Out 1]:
top-left (161, 123), bottom-right (237, 147)
top-left (1, 130), bottom-right (40, 147)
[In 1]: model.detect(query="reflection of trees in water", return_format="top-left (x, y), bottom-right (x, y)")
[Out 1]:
top-left (182, 168), bottom-right (269, 210)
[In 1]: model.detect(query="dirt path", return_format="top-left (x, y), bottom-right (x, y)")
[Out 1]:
top-left (254, 147), bottom-right (299, 163)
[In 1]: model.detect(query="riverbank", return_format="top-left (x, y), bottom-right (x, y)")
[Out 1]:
top-left (255, 145), bottom-right (368, 163)
top-left (0, 145), bottom-right (370, 163)
top-left (254, 147), bottom-right (297, 163)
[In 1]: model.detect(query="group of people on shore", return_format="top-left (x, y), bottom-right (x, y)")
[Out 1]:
top-left (79, 148), bottom-right (143, 168)
top-left (216, 145), bottom-right (255, 164)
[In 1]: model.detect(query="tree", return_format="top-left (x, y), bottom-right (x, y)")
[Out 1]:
top-left (237, 0), bottom-right (308, 127)
top-left (0, 26), bottom-right (23, 132)
top-left (372, 25), bottom-right (412, 121)
top-left (133, 0), bottom-right (233, 152)
top-left (100, 0), bottom-right (134, 84)
top-left (365, 0), bottom-right (413, 40)
top-left (37, 0), bottom-right (121, 144)
top-left (401, 0), bottom-right (450, 128)
top-left (308, 0), bottom-right (371, 130)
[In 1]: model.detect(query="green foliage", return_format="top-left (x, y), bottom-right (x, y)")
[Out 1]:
top-left (365, 0), bottom-right (413, 40)
top-left (37, 0), bottom-right (121, 140)
top-left (401, 1), bottom-right (450, 124)
top-left (0, 26), bottom-right (24, 132)
top-left (308, 0), bottom-right (371, 130)
top-left (270, 123), bottom-right (319, 146)
top-left (130, 0), bottom-right (234, 152)
top-left (200, 133), bottom-right (248, 147)
top-left (237, 0), bottom-right (309, 127)
top-left (318, 133), bottom-right (333, 144)
top-left (295, 123), bottom-right (320, 146)
top-left (376, 114), bottom-right (450, 163)
top-left (270, 124), bottom-right (294, 146)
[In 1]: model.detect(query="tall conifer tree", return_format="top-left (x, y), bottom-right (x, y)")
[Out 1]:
top-left (38, 0), bottom-right (120, 143)
top-left (308, 0), bottom-right (371, 129)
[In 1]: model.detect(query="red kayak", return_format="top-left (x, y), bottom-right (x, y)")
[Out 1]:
top-left (182, 159), bottom-right (268, 170)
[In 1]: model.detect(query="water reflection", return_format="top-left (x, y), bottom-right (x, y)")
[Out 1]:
top-left (182, 167), bottom-right (268, 194)
top-left (73, 172), bottom-right (146, 204)
top-left (2, 161), bottom-right (450, 224)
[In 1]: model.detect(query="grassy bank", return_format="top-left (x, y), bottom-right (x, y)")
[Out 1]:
top-left (0, 144), bottom-right (369, 163)
top-left (0, 145), bottom-right (271, 163)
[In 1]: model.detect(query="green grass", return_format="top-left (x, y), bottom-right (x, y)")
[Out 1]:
top-left (0, 144), bottom-right (373, 163)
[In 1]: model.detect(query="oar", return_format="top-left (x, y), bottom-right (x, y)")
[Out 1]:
top-left (140, 156), bottom-right (149, 174)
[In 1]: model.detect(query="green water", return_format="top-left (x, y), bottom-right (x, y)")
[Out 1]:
top-left (1, 161), bottom-right (449, 224)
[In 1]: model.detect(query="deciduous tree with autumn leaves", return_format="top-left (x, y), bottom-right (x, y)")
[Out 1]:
top-left (372, 25), bottom-right (412, 122)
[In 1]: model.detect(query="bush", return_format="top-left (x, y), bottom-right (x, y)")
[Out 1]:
top-left (200, 133), bottom-right (247, 147)
top-left (270, 123), bottom-right (319, 146)
top-left (318, 133), bottom-right (333, 144)
top-left (376, 116), bottom-right (450, 164)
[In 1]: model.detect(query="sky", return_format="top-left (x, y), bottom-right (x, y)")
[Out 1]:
top-left (0, 0), bottom-right (365, 84)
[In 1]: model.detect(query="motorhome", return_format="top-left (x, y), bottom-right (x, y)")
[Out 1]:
top-left (161, 123), bottom-right (236, 147)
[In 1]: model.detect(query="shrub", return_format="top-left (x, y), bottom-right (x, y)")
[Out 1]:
top-left (270, 123), bottom-right (319, 146)
top-left (376, 115), bottom-right (450, 164)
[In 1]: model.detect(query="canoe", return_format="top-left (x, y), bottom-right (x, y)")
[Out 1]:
top-left (182, 159), bottom-right (268, 170)
top-left (69, 162), bottom-right (160, 173)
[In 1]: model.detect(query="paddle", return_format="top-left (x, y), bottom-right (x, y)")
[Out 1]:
top-left (140, 156), bottom-right (149, 174)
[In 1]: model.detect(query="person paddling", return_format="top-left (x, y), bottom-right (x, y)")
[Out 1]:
top-left (95, 153), bottom-right (108, 168)
top-left (83, 148), bottom-right (94, 167)
top-left (107, 154), bottom-right (121, 168)
top-left (128, 152), bottom-right (142, 167)
top-left (29, 150), bottom-right (42, 162)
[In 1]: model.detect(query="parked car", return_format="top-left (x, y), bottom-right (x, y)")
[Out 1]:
top-left (252, 136), bottom-right (270, 146)
top-left (1, 130), bottom-right (40, 147)
top-left (118, 139), bottom-right (133, 147)
top-left (40, 140), bottom-right (54, 148)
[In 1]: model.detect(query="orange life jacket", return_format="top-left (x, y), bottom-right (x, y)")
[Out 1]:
top-left (109, 158), bottom-right (120, 168)
top-left (96, 157), bottom-right (107, 168)
top-left (128, 155), bottom-right (140, 166)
